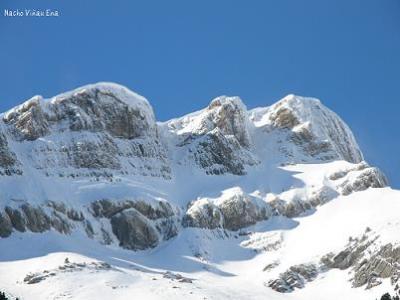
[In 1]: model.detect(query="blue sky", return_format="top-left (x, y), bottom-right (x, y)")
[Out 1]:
top-left (0, 0), bottom-right (399, 187)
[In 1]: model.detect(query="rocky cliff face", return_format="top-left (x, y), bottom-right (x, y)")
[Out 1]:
top-left (0, 131), bottom-right (21, 176)
top-left (2, 83), bottom-right (171, 179)
top-left (0, 83), bottom-right (388, 253)
top-left (249, 95), bottom-right (363, 164)
top-left (4, 84), bottom-right (157, 140)
top-left (164, 96), bottom-right (258, 175)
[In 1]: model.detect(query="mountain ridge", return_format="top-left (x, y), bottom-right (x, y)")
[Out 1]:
top-left (0, 82), bottom-right (396, 300)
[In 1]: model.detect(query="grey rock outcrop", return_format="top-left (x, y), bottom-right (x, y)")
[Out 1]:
top-left (0, 203), bottom-right (82, 237)
top-left (189, 129), bottom-right (258, 175)
top-left (50, 211), bottom-right (72, 234)
top-left (269, 198), bottom-right (312, 218)
top-left (218, 193), bottom-right (269, 231)
top-left (183, 190), bottom-right (270, 231)
top-left (184, 184), bottom-right (341, 232)
top-left (0, 131), bottom-right (22, 176)
top-left (257, 94), bottom-right (363, 163)
top-left (0, 211), bottom-right (12, 238)
top-left (320, 230), bottom-right (400, 290)
top-left (328, 161), bottom-right (369, 180)
top-left (110, 209), bottom-right (160, 250)
top-left (0, 132), bottom-right (17, 168)
top-left (308, 186), bottom-right (339, 207)
top-left (201, 96), bottom-right (251, 147)
top-left (0, 198), bottom-right (179, 252)
top-left (166, 96), bottom-right (258, 175)
top-left (68, 136), bottom-right (120, 170)
top-left (91, 199), bottom-right (178, 250)
top-left (267, 229), bottom-right (400, 294)
top-left (268, 186), bottom-right (338, 218)
top-left (352, 244), bottom-right (400, 288)
top-left (321, 232), bottom-right (376, 270)
top-left (4, 84), bottom-right (157, 141)
top-left (339, 167), bottom-right (388, 195)
top-left (267, 263), bottom-right (319, 293)
top-left (91, 199), bottom-right (175, 220)
top-left (183, 200), bottom-right (223, 229)
top-left (5, 206), bottom-right (26, 232)
top-left (3, 96), bottom-right (49, 141)
top-left (20, 204), bottom-right (52, 233)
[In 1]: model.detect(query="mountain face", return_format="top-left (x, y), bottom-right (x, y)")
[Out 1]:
top-left (0, 83), bottom-right (396, 300)
top-left (1, 83), bottom-right (170, 179)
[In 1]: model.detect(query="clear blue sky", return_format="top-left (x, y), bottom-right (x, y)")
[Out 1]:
top-left (0, 0), bottom-right (399, 187)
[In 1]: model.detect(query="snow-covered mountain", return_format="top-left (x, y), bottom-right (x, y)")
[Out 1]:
top-left (0, 83), bottom-right (397, 300)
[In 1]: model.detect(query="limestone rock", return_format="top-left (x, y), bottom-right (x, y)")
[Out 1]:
top-left (218, 193), bottom-right (269, 231)
top-left (165, 96), bottom-right (258, 175)
top-left (3, 95), bottom-right (49, 141)
top-left (50, 212), bottom-right (71, 234)
top-left (183, 199), bottom-right (223, 229)
top-left (20, 204), bottom-right (51, 233)
top-left (267, 263), bottom-right (319, 293)
top-left (0, 132), bottom-right (17, 168)
top-left (340, 167), bottom-right (388, 195)
top-left (252, 94), bottom-right (363, 163)
top-left (5, 206), bottom-right (26, 232)
top-left (183, 189), bottom-right (270, 231)
top-left (0, 211), bottom-right (12, 238)
top-left (190, 129), bottom-right (257, 175)
top-left (352, 244), bottom-right (400, 288)
top-left (320, 230), bottom-right (400, 290)
top-left (4, 84), bottom-right (157, 140)
top-left (110, 209), bottom-right (160, 250)
top-left (203, 96), bottom-right (251, 147)
top-left (91, 199), bottom-right (178, 250)
top-left (3, 83), bottom-right (171, 179)
top-left (0, 131), bottom-right (22, 176)
top-left (91, 199), bottom-right (175, 220)
top-left (268, 186), bottom-right (337, 219)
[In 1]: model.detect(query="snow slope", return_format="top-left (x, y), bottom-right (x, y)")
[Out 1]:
top-left (0, 173), bottom-right (397, 300)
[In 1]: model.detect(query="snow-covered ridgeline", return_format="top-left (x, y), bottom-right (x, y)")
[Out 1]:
top-left (0, 83), bottom-right (387, 247)
top-left (0, 82), bottom-right (397, 300)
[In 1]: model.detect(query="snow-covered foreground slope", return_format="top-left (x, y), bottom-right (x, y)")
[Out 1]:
top-left (0, 83), bottom-right (397, 299)
top-left (0, 181), bottom-right (398, 300)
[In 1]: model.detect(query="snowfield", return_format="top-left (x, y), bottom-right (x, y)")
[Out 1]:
top-left (0, 83), bottom-right (398, 300)
top-left (1, 184), bottom-right (398, 300)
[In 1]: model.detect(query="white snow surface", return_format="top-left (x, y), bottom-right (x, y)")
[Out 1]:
top-left (1, 183), bottom-right (398, 300)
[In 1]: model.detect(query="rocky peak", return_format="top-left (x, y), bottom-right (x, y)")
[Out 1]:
top-left (0, 83), bottom-right (171, 179)
top-left (167, 96), bottom-right (251, 147)
top-left (205, 96), bottom-right (251, 147)
top-left (3, 83), bottom-right (157, 141)
top-left (250, 94), bottom-right (363, 163)
top-left (267, 94), bottom-right (319, 129)
top-left (3, 95), bottom-right (49, 140)
top-left (163, 96), bottom-right (257, 175)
